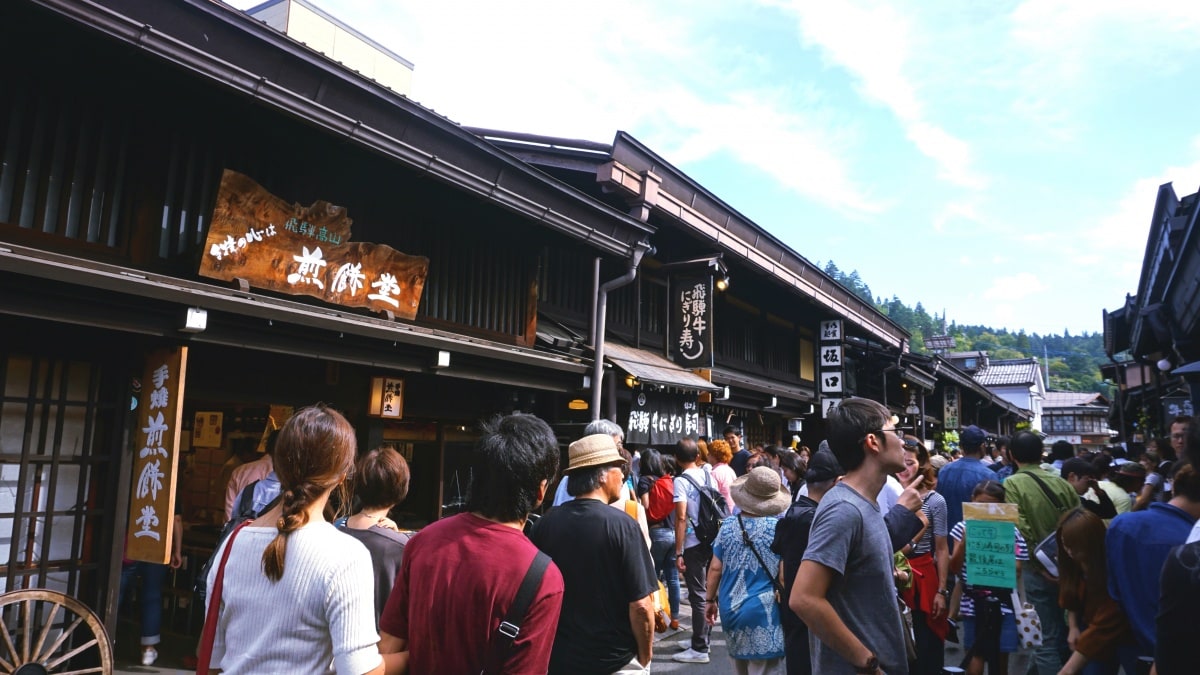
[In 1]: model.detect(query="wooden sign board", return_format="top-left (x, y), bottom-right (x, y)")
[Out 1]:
top-left (963, 501), bottom-right (1019, 589)
top-left (125, 346), bottom-right (188, 564)
top-left (199, 170), bottom-right (429, 320)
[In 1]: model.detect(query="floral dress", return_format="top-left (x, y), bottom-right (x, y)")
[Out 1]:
top-left (712, 514), bottom-right (784, 660)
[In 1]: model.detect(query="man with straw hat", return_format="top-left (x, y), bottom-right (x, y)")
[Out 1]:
top-left (532, 433), bottom-right (659, 674)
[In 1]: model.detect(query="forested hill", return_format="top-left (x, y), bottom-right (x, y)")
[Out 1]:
top-left (822, 263), bottom-right (1109, 394)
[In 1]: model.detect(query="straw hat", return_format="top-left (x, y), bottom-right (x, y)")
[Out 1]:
top-left (730, 467), bottom-right (791, 517)
top-left (565, 433), bottom-right (625, 472)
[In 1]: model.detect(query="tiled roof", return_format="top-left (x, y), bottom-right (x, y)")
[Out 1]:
top-left (973, 358), bottom-right (1040, 386)
top-left (1044, 391), bottom-right (1107, 408)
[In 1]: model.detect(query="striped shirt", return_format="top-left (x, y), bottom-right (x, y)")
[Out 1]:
top-left (949, 520), bottom-right (1028, 617)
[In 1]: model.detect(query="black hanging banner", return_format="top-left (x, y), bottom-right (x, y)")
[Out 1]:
top-left (627, 391), bottom-right (701, 445)
top-left (671, 274), bottom-right (714, 369)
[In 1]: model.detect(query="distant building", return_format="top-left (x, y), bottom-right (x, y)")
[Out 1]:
top-left (947, 352), bottom-right (1046, 431)
top-left (1042, 391), bottom-right (1113, 450)
top-left (247, 0), bottom-right (414, 95)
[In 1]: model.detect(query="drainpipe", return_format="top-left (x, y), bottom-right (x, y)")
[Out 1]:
top-left (592, 241), bottom-right (653, 420)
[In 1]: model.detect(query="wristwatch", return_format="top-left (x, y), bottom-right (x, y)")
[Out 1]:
top-left (938, 588), bottom-right (951, 599)
top-left (854, 654), bottom-right (879, 674)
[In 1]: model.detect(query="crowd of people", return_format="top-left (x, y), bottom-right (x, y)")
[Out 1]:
top-left (192, 402), bottom-right (1200, 675)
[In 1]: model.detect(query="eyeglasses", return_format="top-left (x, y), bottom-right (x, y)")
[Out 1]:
top-left (860, 427), bottom-right (904, 444)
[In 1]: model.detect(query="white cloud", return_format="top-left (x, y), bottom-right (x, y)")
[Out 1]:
top-left (767, 0), bottom-right (987, 190)
top-left (233, 0), bottom-right (882, 215)
top-left (1092, 141), bottom-right (1200, 250)
top-left (983, 272), bottom-right (1046, 301)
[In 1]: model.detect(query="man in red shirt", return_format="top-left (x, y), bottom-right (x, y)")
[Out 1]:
top-left (378, 413), bottom-right (565, 674)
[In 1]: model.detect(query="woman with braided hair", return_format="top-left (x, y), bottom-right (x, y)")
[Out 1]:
top-left (204, 404), bottom-right (393, 674)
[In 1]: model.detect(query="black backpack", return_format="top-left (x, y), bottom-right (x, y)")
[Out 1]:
top-left (679, 471), bottom-right (729, 546)
top-left (194, 480), bottom-right (280, 600)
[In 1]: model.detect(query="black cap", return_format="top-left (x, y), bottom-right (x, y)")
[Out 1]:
top-left (806, 447), bottom-right (843, 482)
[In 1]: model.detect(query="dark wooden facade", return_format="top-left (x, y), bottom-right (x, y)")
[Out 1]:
top-left (0, 0), bottom-right (652, 641)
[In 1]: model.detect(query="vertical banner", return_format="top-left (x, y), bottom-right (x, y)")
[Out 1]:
top-left (943, 385), bottom-right (960, 430)
top-left (819, 319), bottom-right (844, 418)
top-left (125, 346), bottom-right (188, 564)
top-left (671, 275), bottom-right (714, 369)
top-left (962, 502), bottom-right (1020, 589)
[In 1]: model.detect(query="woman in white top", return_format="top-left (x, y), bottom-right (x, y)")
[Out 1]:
top-left (206, 404), bottom-right (396, 675)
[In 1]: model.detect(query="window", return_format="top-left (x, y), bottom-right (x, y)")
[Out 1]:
top-left (1, 353), bottom-right (118, 609)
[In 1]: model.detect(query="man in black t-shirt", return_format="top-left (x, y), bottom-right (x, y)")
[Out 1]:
top-left (772, 448), bottom-right (842, 675)
top-left (532, 433), bottom-right (658, 674)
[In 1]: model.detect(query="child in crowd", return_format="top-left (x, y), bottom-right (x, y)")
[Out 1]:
top-left (949, 480), bottom-right (1028, 675)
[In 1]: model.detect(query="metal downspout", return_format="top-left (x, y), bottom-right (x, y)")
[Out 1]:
top-left (591, 242), bottom-right (652, 420)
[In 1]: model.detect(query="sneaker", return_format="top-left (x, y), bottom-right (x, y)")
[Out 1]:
top-left (141, 647), bottom-right (158, 666)
top-left (673, 648), bottom-right (710, 664)
top-left (676, 640), bottom-right (692, 650)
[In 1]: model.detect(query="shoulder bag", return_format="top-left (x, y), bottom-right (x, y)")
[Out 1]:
top-left (197, 520), bottom-right (251, 674)
top-left (483, 551), bottom-right (550, 674)
top-left (736, 514), bottom-right (784, 604)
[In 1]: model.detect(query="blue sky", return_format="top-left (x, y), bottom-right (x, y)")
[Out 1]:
top-left (230, 0), bottom-right (1200, 336)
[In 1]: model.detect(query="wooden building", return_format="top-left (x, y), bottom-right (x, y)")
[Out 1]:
top-left (0, 0), bottom-right (653, 640)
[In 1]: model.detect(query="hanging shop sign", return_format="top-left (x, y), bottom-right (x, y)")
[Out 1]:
top-left (125, 346), bottom-right (188, 564)
top-left (819, 319), bottom-right (844, 420)
top-left (1163, 396), bottom-right (1195, 419)
top-left (199, 170), bottom-right (430, 320)
top-left (627, 390), bottom-right (701, 445)
top-left (671, 275), bottom-right (714, 369)
top-left (943, 385), bottom-right (961, 430)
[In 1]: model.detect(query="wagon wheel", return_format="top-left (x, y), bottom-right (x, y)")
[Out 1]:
top-left (0, 590), bottom-right (112, 675)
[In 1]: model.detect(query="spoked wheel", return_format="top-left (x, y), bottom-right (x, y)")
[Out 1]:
top-left (0, 590), bottom-right (113, 675)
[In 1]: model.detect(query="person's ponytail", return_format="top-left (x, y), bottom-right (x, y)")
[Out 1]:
top-left (258, 403), bottom-right (357, 582)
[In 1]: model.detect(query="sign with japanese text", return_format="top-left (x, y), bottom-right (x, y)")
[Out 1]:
top-left (626, 391), bottom-right (701, 445)
top-left (820, 372), bottom-right (843, 393)
top-left (192, 411), bottom-right (223, 448)
top-left (199, 170), bottom-right (429, 320)
top-left (670, 275), bottom-right (714, 368)
top-left (819, 320), bottom-right (842, 342)
top-left (821, 397), bottom-right (841, 419)
top-left (963, 502), bottom-right (1019, 589)
top-left (819, 345), bottom-right (843, 368)
top-left (125, 346), bottom-right (188, 564)
top-left (943, 386), bottom-right (960, 430)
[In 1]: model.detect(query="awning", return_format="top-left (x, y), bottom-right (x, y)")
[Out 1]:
top-left (604, 342), bottom-right (721, 392)
top-left (710, 368), bottom-right (816, 403)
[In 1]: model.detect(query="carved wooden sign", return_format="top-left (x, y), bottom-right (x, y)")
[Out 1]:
top-left (126, 346), bottom-right (187, 564)
top-left (199, 170), bottom-right (429, 320)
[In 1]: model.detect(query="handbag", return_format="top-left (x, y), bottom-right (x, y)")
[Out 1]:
top-left (1010, 588), bottom-right (1043, 650)
top-left (737, 514), bottom-right (784, 604)
top-left (197, 520), bottom-right (251, 674)
top-left (620, 500), bottom-right (672, 632)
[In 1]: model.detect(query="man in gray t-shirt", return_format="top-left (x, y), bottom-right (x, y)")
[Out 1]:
top-left (790, 397), bottom-right (912, 675)
top-left (803, 483), bottom-right (907, 673)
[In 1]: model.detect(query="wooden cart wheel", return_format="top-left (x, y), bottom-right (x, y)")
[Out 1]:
top-left (0, 589), bottom-right (112, 675)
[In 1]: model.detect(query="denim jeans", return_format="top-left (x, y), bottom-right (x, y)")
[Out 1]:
top-left (1023, 569), bottom-right (1067, 675)
top-left (649, 525), bottom-right (680, 617)
top-left (119, 561), bottom-right (167, 645)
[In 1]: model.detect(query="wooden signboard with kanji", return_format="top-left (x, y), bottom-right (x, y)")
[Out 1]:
top-left (199, 170), bottom-right (430, 320)
top-left (125, 346), bottom-right (188, 564)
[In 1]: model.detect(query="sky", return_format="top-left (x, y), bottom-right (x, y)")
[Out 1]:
top-left (229, 0), bottom-right (1200, 337)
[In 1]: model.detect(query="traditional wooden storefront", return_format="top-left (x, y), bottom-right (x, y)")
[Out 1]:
top-left (474, 129), bottom-right (910, 447)
top-left (1, 0), bottom-right (653, 646)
